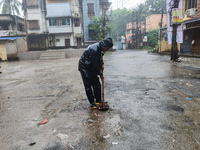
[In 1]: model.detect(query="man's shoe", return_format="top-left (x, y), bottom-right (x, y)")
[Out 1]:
top-left (95, 101), bottom-right (108, 105)
top-left (90, 102), bottom-right (97, 109)
top-left (95, 100), bottom-right (102, 105)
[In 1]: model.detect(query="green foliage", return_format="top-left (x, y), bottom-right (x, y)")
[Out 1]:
top-left (142, 46), bottom-right (154, 50)
top-left (154, 44), bottom-right (159, 51)
top-left (88, 16), bottom-right (112, 41)
top-left (110, 0), bottom-right (166, 41)
top-left (8, 31), bottom-right (18, 36)
top-left (147, 29), bottom-right (159, 47)
top-left (145, 0), bottom-right (166, 14)
top-left (110, 8), bottom-right (132, 41)
top-left (0, 0), bottom-right (22, 16)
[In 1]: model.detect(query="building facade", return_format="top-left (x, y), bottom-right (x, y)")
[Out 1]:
top-left (146, 14), bottom-right (167, 31)
top-left (24, 0), bottom-right (84, 50)
top-left (125, 22), bottom-right (145, 49)
top-left (0, 14), bottom-right (25, 36)
top-left (181, 0), bottom-right (200, 55)
top-left (0, 14), bottom-right (27, 60)
top-left (82, 0), bottom-right (111, 44)
top-left (24, 0), bottom-right (111, 50)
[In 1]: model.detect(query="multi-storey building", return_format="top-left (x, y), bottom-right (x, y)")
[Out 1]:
top-left (125, 22), bottom-right (145, 49)
top-left (24, 0), bottom-right (83, 50)
top-left (180, 0), bottom-right (200, 55)
top-left (0, 14), bottom-right (25, 36)
top-left (0, 14), bottom-right (27, 61)
top-left (146, 14), bottom-right (167, 31)
top-left (24, 0), bottom-right (111, 50)
top-left (46, 0), bottom-right (83, 48)
top-left (82, 0), bottom-right (111, 44)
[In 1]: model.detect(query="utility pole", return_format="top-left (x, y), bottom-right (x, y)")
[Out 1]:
top-left (132, 12), bottom-right (135, 49)
top-left (23, 0), bottom-right (29, 51)
top-left (102, 0), bottom-right (105, 38)
top-left (160, 7), bottom-right (164, 28)
top-left (171, 0), bottom-right (179, 61)
top-left (136, 11), bottom-right (138, 49)
top-left (159, 7), bottom-right (164, 52)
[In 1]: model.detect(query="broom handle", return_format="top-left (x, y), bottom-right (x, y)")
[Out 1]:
top-left (102, 77), bottom-right (104, 105)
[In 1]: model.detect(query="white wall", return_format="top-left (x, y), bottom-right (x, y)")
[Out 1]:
top-left (27, 8), bottom-right (46, 34)
top-left (6, 42), bottom-right (17, 55)
top-left (6, 38), bottom-right (27, 56)
top-left (55, 34), bottom-right (74, 46)
top-left (16, 38), bottom-right (27, 52)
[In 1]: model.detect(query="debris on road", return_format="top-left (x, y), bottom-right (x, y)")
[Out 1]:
top-left (95, 113), bottom-right (102, 117)
top-left (57, 133), bottom-right (69, 141)
top-left (88, 119), bottom-right (95, 123)
top-left (186, 83), bottom-right (193, 86)
top-left (69, 143), bottom-right (74, 149)
top-left (29, 142), bottom-right (36, 146)
top-left (112, 142), bottom-right (118, 145)
top-left (39, 118), bottom-right (48, 125)
top-left (186, 97), bottom-right (192, 100)
top-left (103, 134), bottom-right (110, 139)
top-left (88, 123), bottom-right (93, 127)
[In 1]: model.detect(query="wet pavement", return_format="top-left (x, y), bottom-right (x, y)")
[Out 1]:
top-left (0, 50), bottom-right (200, 150)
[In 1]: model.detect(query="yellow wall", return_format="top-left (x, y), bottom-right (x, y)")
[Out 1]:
top-left (0, 43), bottom-right (7, 61)
top-left (159, 41), bottom-right (180, 52)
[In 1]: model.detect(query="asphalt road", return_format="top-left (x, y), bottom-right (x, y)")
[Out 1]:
top-left (0, 50), bottom-right (200, 150)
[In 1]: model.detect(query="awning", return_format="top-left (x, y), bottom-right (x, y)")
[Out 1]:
top-left (0, 36), bottom-right (24, 41)
top-left (183, 18), bottom-right (200, 24)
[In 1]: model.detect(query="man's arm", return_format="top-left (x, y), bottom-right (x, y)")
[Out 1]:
top-left (90, 49), bottom-right (102, 76)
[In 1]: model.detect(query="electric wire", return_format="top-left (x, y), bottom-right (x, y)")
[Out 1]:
top-left (110, 0), bottom-right (145, 10)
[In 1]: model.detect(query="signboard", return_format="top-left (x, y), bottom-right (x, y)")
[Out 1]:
top-left (143, 36), bottom-right (147, 42)
top-left (172, 8), bottom-right (183, 24)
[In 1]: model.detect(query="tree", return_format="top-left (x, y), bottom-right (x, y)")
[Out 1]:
top-left (88, 16), bottom-right (112, 41)
top-left (110, 8), bottom-right (132, 41)
top-left (0, 0), bottom-right (22, 16)
top-left (145, 0), bottom-right (166, 14)
top-left (147, 29), bottom-right (159, 47)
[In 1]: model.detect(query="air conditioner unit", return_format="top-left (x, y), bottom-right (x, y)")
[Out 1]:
top-left (186, 8), bottom-right (197, 17)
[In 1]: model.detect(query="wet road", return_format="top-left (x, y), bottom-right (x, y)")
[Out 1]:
top-left (0, 50), bottom-right (200, 150)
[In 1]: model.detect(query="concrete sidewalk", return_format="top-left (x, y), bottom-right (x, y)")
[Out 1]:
top-left (17, 48), bottom-right (85, 60)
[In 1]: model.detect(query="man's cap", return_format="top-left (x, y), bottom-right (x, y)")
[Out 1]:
top-left (100, 37), bottom-right (113, 49)
top-left (103, 37), bottom-right (113, 48)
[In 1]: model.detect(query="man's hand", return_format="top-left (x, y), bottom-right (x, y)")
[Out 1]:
top-left (100, 75), bottom-right (104, 81)
top-left (102, 65), bottom-right (104, 71)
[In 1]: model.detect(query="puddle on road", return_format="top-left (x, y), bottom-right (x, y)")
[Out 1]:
top-left (158, 104), bottom-right (184, 112)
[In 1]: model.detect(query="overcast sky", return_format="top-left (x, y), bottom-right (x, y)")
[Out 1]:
top-left (109, 0), bottom-right (146, 10)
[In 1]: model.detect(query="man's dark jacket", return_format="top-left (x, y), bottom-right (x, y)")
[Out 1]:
top-left (78, 37), bottom-right (113, 76)
top-left (78, 43), bottom-right (104, 76)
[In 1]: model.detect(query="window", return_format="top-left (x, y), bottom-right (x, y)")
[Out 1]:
top-left (185, 0), bottom-right (197, 10)
top-left (56, 39), bottom-right (60, 42)
top-left (88, 29), bottom-right (95, 39)
top-left (87, 3), bottom-right (95, 16)
top-left (28, 20), bottom-right (39, 30)
top-left (49, 18), bottom-right (58, 26)
top-left (61, 18), bottom-right (70, 25)
top-left (26, 0), bottom-right (38, 7)
top-left (74, 18), bottom-right (80, 27)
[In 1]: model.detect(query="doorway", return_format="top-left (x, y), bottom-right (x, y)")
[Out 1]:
top-left (77, 38), bottom-right (81, 47)
top-left (65, 39), bottom-right (70, 48)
